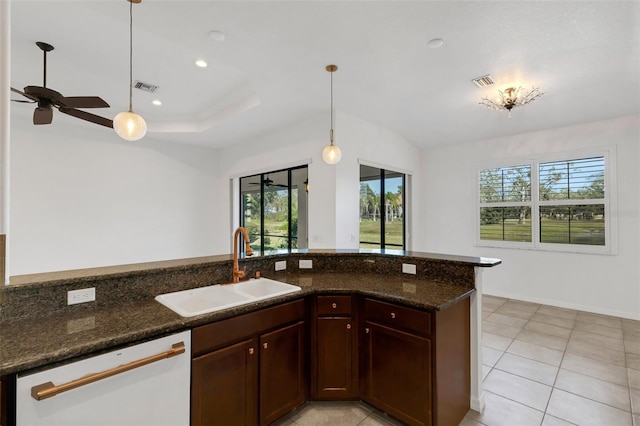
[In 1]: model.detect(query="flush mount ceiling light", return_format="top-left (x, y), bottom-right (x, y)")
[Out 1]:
top-left (113, 0), bottom-right (147, 141)
top-left (209, 30), bottom-right (226, 42)
top-left (322, 65), bottom-right (342, 165)
top-left (195, 59), bottom-right (208, 68)
top-left (427, 38), bottom-right (444, 48)
top-left (152, 99), bottom-right (162, 106)
top-left (480, 86), bottom-right (544, 118)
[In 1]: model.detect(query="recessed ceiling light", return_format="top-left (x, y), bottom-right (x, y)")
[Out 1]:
top-left (152, 100), bottom-right (162, 106)
top-left (209, 31), bottom-right (226, 42)
top-left (427, 38), bottom-right (445, 49)
top-left (195, 59), bottom-right (208, 68)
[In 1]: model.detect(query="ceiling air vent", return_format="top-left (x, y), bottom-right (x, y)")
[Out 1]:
top-left (471, 75), bottom-right (494, 88)
top-left (134, 80), bottom-right (159, 93)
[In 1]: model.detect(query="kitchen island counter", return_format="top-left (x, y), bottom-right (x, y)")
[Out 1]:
top-left (1, 272), bottom-right (473, 376)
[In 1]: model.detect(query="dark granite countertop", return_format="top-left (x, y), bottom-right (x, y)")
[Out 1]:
top-left (0, 272), bottom-right (474, 376)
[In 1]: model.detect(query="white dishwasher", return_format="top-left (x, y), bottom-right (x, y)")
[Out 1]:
top-left (15, 330), bottom-right (191, 426)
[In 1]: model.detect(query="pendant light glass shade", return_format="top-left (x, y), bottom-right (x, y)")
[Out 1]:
top-left (116, 0), bottom-right (146, 141)
top-left (113, 111), bottom-right (147, 141)
top-left (322, 144), bottom-right (341, 164)
top-left (323, 64), bottom-right (341, 165)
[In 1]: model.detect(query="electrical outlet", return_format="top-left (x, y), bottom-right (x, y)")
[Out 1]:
top-left (67, 288), bottom-right (96, 305)
top-left (275, 260), bottom-right (287, 271)
top-left (402, 263), bottom-right (417, 275)
top-left (299, 259), bottom-right (313, 269)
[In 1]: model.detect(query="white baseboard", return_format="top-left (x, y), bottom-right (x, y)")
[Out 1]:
top-left (470, 392), bottom-right (485, 413)
top-left (483, 289), bottom-right (640, 320)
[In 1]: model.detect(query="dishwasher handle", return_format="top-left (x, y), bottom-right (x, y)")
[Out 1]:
top-left (31, 341), bottom-right (186, 401)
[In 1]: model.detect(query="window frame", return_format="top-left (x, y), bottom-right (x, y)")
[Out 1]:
top-left (476, 148), bottom-right (617, 255)
top-left (239, 165), bottom-right (308, 256)
top-left (359, 164), bottom-right (407, 250)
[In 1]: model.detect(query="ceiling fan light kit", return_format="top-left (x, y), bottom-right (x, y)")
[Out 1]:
top-left (322, 64), bottom-right (342, 165)
top-left (114, 0), bottom-right (147, 141)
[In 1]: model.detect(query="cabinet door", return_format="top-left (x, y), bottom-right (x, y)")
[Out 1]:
top-left (313, 316), bottom-right (358, 399)
top-left (363, 321), bottom-right (431, 426)
top-left (259, 321), bottom-right (305, 426)
top-left (191, 338), bottom-right (258, 426)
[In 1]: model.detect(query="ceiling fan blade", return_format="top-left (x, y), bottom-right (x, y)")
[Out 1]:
top-left (12, 99), bottom-right (36, 104)
top-left (24, 85), bottom-right (63, 101)
top-left (58, 96), bottom-right (110, 109)
top-left (11, 86), bottom-right (38, 102)
top-left (33, 107), bottom-right (53, 125)
top-left (58, 107), bottom-right (114, 129)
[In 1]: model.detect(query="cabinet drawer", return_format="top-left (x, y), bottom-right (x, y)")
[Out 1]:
top-left (364, 298), bottom-right (431, 336)
top-left (317, 295), bottom-right (352, 316)
top-left (192, 299), bottom-right (304, 357)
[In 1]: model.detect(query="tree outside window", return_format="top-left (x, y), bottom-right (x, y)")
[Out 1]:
top-left (478, 155), bottom-right (607, 249)
top-left (359, 165), bottom-right (405, 250)
top-left (240, 166), bottom-right (308, 255)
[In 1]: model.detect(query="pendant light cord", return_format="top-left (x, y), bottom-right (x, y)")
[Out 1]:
top-left (329, 68), bottom-right (334, 145)
top-left (128, 0), bottom-right (133, 112)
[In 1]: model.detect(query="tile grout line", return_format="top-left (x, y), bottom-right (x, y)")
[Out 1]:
top-left (541, 302), bottom-right (572, 425)
top-left (481, 296), bottom-right (640, 426)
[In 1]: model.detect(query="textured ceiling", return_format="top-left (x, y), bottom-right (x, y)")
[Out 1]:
top-left (9, 0), bottom-right (640, 148)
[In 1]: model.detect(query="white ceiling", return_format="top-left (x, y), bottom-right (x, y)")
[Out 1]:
top-left (9, 0), bottom-right (640, 149)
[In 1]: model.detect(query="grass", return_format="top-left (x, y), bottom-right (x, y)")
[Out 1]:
top-left (359, 218), bottom-right (403, 248)
top-left (481, 218), bottom-right (605, 245)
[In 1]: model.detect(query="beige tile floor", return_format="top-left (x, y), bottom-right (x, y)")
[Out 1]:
top-left (276, 295), bottom-right (640, 426)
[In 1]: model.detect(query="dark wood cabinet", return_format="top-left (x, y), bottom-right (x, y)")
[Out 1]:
top-left (362, 300), bottom-right (432, 426)
top-left (191, 338), bottom-right (258, 426)
top-left (361, 297), bottom-right (470, 426)
top-left (1, 377), bottom-right (5, 426)
top-left (311, 295), bottom-right (358, 399)
top-left (191, 300), bottom-right (305, 426)
top-left (259, 321), bottom-right (305, 425)
top-left (191, 294), bottom-right (470, 426)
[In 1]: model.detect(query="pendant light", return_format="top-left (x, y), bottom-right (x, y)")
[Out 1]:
top-left (322, 65), bottom-right (341, 165)
top-left (113, 0), bottom-right (147, 141)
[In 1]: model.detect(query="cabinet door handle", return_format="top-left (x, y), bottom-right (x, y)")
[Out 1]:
top-left (346, 323), bottom-right (351, 330)
top-left (391, 312), bottom-right (396, 319)
top-left (263, 342), bottom-right (268, 349)
top-left (332, 303), bottom-right (337, 309)
top-left (365, 327), bottom-right (370, 334)
top-left (249, 347), bottom-right (254, 355)
top-left (31, 342), bottom-right (185, 401)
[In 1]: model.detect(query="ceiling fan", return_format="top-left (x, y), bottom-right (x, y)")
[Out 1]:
top-left (11, 41), bottom-right (113, 128)
top-left (249, 175), bottom-right (288, 189)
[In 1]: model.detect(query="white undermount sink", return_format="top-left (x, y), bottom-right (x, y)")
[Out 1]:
top-left (155, 278), bottom-right (302, 317)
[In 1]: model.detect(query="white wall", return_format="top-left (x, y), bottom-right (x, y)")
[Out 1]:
top-left (216, 111), bottom-right (422, 253)
top-left (420, 115), bottom-right (640, 319)
top-left (10, 116), bottom-right (220, 275)
top-left (10, 108), bottom-right (419, 277)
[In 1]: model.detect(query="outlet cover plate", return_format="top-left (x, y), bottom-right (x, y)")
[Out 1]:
top-left (299, 259), bottom-right (313, 269)
top-left (67, 288), bottom-right (96, 305)
top-left (275, 260), bottom-right (287, 271)
top-left (402, 263), bottom-right (417, 275)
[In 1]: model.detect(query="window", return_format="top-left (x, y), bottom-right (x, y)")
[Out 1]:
top-left (240, 166), bottom-right (308, 256)
top-left (479, 165), bottom-right (532, 242)
top-left (359, 165), bottom-right (405, 249)
top-left (477, 152), bottom-right (612, 253)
